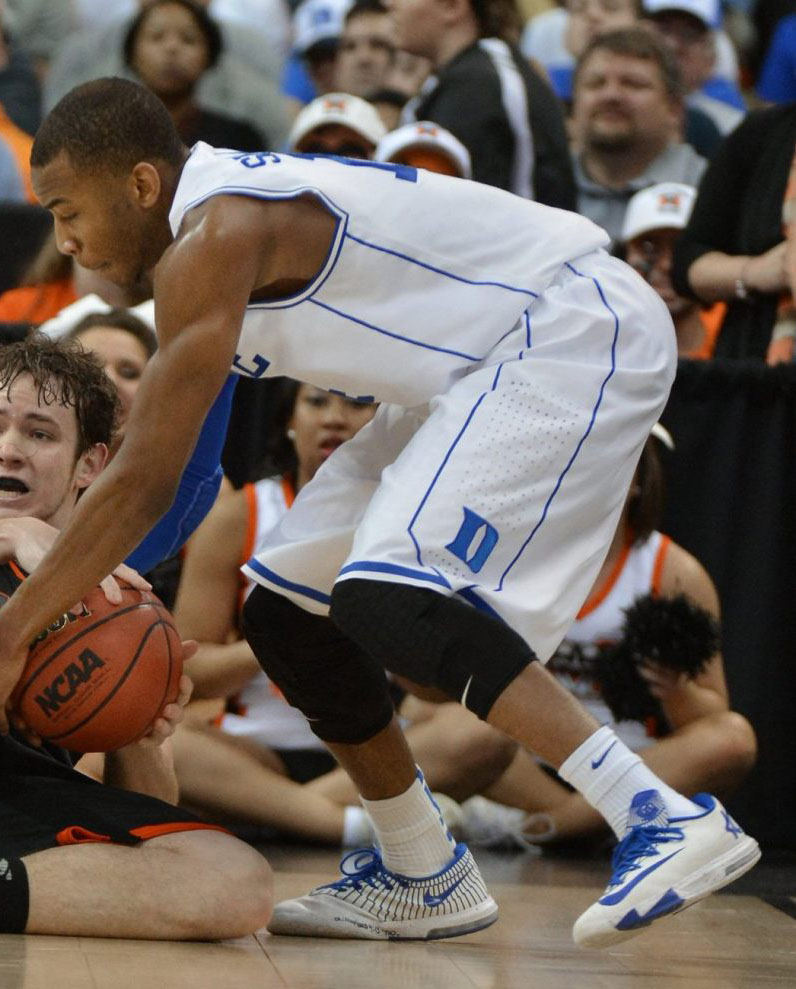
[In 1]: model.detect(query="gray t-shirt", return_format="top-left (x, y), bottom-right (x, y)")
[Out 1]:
top-left (574, 142), bottom-right (707, 250)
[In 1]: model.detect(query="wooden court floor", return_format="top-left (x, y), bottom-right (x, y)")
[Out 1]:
top-left (3, 844), bottom-right (795, 989)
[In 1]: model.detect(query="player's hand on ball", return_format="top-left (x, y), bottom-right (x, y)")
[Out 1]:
top-left (98, 563), bottom-right (152, 605)
top-left (138, 646), bottom-right (196, 748)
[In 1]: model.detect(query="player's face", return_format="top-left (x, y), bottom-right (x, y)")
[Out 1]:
top-left (0, 375), bottom-right (105, 530)
top-left (32, 152), bottom-right (167, 294)
top-left (287, 385), bottom-right (377, 490)
top-left (73, 327), bottom-right (151, 430)
top-left (573, 51), bottom-right (680, 152)
top-left (335, 13), bottom-right (396, 96)
top-left (130, 1), bottom-right (211, 97)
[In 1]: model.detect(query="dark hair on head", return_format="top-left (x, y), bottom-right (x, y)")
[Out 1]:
top-left (124, 0), bottom-right (223, 73)
top-left (574, 24), bottom-right (684, 102)
top-left (626, 434), bottom-right (665, 542)
top-left (257, 378), bottom-right (301, 482)
top-left (469, 0), bottom-right (522, 41)
top-left (66, 308), bottom-right (158, 360)
top-left (0, 333), bottom-right (120, 454)
top-left (344, 0), bottom-right (389, 23)
top-left (31, 77), bottom-right (185, 175)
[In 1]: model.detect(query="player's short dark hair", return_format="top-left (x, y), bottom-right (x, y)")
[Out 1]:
top-left (574, 25), bottom-right (684, 102)
top-left (123, 0), bottom-right (223, 72)
top-left (344, 0), bottom-right (389, 24)
top-left (627, 434), bottom-right (665, 542)
top-left (31, 78), bottom-right (185, 176)
top-left (67, 309), bottom-right (158, 361)
top-left (0, 334), bottom-right (120, 456)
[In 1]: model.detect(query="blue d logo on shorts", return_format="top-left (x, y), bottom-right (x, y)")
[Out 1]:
top-left (445, 507), bottom-right (499, 574)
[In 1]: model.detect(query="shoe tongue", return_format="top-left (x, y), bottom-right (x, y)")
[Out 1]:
top-left (626, 789), bottom-right (669, 831)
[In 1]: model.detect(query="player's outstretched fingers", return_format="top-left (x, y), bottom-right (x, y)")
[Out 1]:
top-left (99, 564), bottom-right (152, 604)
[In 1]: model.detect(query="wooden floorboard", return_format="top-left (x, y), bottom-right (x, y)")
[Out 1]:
top-left (3, 845), bottom-right (795, 988)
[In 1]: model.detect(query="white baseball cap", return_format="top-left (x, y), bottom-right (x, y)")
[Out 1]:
top-left (288, 93), bottom-right (387, 150)
top-left (375, 121), bottom-right (472, 179)
top-left (621, 182), bottom-right (697, 243)
top-left (643, 0), bottom-right (720, 28)
top-left (292, 0), bottom-right (352, 55)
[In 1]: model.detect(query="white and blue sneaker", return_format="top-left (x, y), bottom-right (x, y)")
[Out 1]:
top-left (267, 843), bottom-right (498, 940)
top-left (573, 791), bottom-right (761, 948)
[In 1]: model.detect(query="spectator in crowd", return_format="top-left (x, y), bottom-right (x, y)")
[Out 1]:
top-left (570, 26), bottom-right (706, 248)
top-left (756, 14), bottom-right (796, 104)
top-left (672, 103), bottom-right (796, 362)
top-left (367, 50), bottom-right (431, 129)
top-left (621, 182), bottom-right (724, 358)
top-left (287, 90), bottom-right (386, 155)
top-left (521, 0), bottom-right (640, 104)
top-left (282, 0), bottom-right (352, 116)
top-left (2, 0), bottom-right (77, 80)
top-left (394, 0), bottom-right (577, 208)
top-left (376, 119), bottom-right (472, 177)
top-left (0, 130), bottom-right (23, 199)
top-left (0, 334), bottom-right (273, 940)
top-left (45, 0), bottom-right (290, 148)
top-left (643, 0), bottom-right (745, 135)
top-left (0, 0), bottom-right (40, 136)
top-left (477, 430), bottom-right (757, 846)
top-left (123, 0), bottom-right (266, 151)
top-left (0, 100), bottom-right (32, 199)
top-left (334, 0), bottom-right (396, 97)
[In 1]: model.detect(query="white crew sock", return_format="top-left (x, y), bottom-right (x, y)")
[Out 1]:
top-left (342, 805), bottom-right (373, 847)
top-left (558, 726), bottom-right (698, 838)
top-left (360, 768), bottom-right (457, 877)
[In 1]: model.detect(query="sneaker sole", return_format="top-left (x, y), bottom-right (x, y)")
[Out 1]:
top-left (575, 835), bottom-right (761, 949)
top-left (268, 895), bottom-right (499, 941)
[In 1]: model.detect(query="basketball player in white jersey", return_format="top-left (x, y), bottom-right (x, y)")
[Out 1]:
top-left (0, 77), bottom-right (759, 948)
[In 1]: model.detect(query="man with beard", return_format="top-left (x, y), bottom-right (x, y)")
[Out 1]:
top-left (571, 26), bottom-right (706, 249)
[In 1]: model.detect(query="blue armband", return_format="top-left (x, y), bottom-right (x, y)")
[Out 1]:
top-left (125, 374), bottom-right (237, 573)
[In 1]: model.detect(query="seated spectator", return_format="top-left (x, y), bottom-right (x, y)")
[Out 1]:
top-left (643, 0), bottom-right (746, 135)
top-left (281, 0), bottom-right (352, 116)
top-left (375, 120), bottom-right (472, 177)
top-left (287, 90), bottom-right (386, 155)
top-left (672, 103), bottom-right (796, 362)
top-left (0, 100), bottom-right (32, 200)
top-left (756, 14), bottom-right (796, 104)
top-left (123, 0), bottom-right (266, 151)
top-left (0, 334), bottom-right (272, 939)
top-left (334, 0), bottom-right (396, 97)
top-left (394, 0), bottom-right (577, 208)
top-left (367, 50), bottom-right (432, 129)
top-left (570, 26), bottom-right (706, 248)
top-left (45, 1), bottom-right (289, 149)
top-left (620, 182), bottom-right (724, 357)
top-left (476, 429), bottom-right (757, 846)
top-left (0, 128), bottom-right (23, 199)
top-left (0, 1), bottom-right (40, 135)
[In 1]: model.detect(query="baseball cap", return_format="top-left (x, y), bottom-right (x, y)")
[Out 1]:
top-left (621, 182), bottom-right (697, 243)
top-left (293, 0), bottom-right (353, 55)
top-left (375, 121), bottom-right (472, 179)
top-left (288, 93), bottom-right (387, 150)
top-left (642, 0), bottom-right (720, 29)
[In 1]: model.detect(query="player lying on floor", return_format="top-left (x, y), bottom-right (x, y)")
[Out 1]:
top-left (0, 335), bottom-right (272, 939)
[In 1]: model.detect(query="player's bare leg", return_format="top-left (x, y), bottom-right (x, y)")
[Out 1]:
top-left (23, 830), bottom-right (272, 939)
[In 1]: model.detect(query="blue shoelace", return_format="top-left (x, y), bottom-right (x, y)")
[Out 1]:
top-left (322, 848), bottom-right (411, 894)
top-left (608, 825), bottom-right (685, 888)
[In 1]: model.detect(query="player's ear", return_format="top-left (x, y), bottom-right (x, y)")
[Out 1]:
top-left (129, 161), bottom-right (162, 209)
top-left (74, 443), bottom-right (110, 491)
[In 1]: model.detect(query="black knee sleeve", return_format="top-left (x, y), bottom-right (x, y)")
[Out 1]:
top-left (0, 857), bottom-right (29, 933)
top-left (241, 586), bottom-right (395, 745)
top-left (330, 580), bottom-right (536, 720)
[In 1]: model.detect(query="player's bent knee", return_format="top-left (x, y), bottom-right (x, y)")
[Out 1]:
top-left (330, 579), bottom-right (535, 720)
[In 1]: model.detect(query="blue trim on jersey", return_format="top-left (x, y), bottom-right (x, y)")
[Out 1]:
top-left (307, 298), bottom-right (481, 362)
top-left (497, 262), bottom-right (620, 589)
top-left (339, 561), bottom-right (452, 589)
top-left (345, 232), bottom-right (539, 300)
top-left (524, 311), bottom-right (531, 348)
top-left (176, 184), bottom-right (348, 310)
top-left (244, 558), bottom-right (331, 605)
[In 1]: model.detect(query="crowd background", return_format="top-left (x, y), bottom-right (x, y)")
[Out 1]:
top-left (0, 0), bottom-right (794, 852)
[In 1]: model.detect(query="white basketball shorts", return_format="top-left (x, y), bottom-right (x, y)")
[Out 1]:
top-left (242, 250), bottom-right (677, 662)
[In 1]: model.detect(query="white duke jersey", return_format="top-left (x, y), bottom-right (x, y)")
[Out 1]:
top-left (169, 142), bottom-right (609, 406)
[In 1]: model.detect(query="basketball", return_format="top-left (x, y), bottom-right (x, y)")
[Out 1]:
top-left (11, 581), bottom-right (183, 752)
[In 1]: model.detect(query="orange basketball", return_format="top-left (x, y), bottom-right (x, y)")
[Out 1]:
top-left (11, 581), bottom-right (183, 752)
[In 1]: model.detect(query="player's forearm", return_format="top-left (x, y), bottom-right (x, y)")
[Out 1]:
top-left (186, 639), bottom-right (261, 699)
top-left (103, 739), bottom-right (179, 804)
